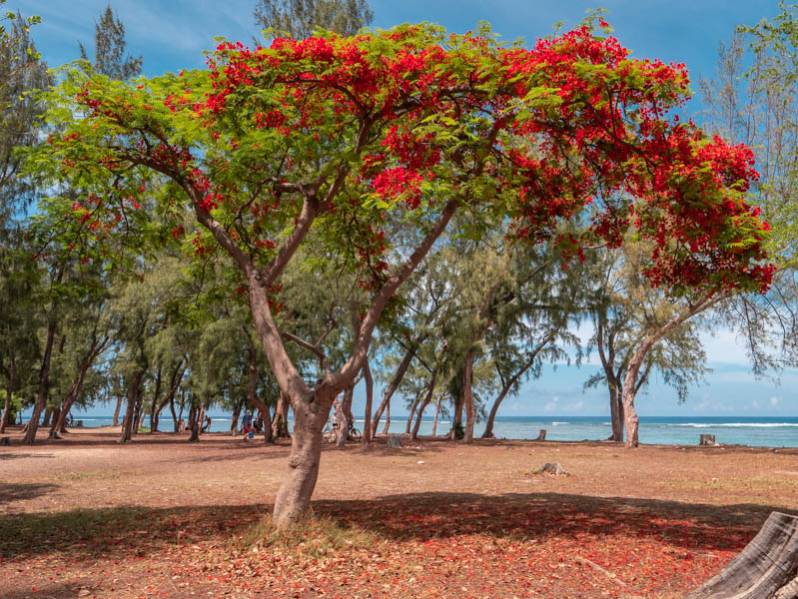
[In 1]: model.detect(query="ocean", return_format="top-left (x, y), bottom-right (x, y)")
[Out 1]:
top-left (61, 414), bottom-right (798, 447)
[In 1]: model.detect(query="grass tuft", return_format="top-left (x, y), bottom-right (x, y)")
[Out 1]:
top-left (239, 513), bottom-right (378, 558)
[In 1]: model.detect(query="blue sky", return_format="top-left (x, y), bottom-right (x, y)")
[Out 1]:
top-left (14, 0), bottom-right (797, 417)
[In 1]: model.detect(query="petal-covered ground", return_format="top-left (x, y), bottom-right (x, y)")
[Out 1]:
top-left (1, 429), bottom-right (795, 598)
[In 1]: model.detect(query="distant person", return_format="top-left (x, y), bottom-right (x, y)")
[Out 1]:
top-left (241, 413), bottom-right (253, 440)
top-left (202, 415), bottom-right (212, 433)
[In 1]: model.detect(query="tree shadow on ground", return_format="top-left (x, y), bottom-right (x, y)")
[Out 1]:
top-left (1, 491), bottom-right (789, 563)
top-left (0, 452), bottom-right (54, 460)
top-left (317, 492), bottom-right (783, 553)
top-left (0, 483), bottom-right (59, 506)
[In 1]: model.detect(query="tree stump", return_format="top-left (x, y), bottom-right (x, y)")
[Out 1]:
top-left (534, 462), bottom-right (568, 476)
top-left (387, 434), bottom-right (402, 448)
top-left (686, 511), bottom-right (798, 599)
top-left (535, 429), bottom-right (547, 441)
top-left (700, 434), bottom-right (717, 446)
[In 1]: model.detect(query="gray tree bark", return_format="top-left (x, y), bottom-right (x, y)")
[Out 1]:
top-left (687, 511), bottom-right (798, 599)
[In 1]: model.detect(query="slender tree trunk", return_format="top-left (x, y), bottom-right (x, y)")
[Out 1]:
top-left (148, 367), bottom-right (163, 434)
top-left (405, 391), bottom-right (422, 435)
top-left (119, 373), bottom-right (142, 444)
top-left (169, 395), bottom-right (178, 432)
top-left (362, 360), bottom-right (374, 444)
top-left (231, 397), bottom-right (244, 435)
top-left (272, 393), bottom-right (332, 529)
top-left (42, 407), bottom-right (60, 426)
top-left (608, 383), bottom-right (625, 442)
top-left (24, 322), bottom-right (57, 445)
top-left (51, 356), bottom-right (93, 438)
top-left (432, 395), bottom-right (442, 437)
top-left (1, 367), bottom-right (15, 434)
top-left (451, 390), bottom-right (464, 440)
top-left (132, 399), bottom-right (143, 434)
top-left (178, 394), bottom-right (186, 430)
top-left (371, 346), bottom-right (416, 437)
top-left (247, 349), bottom-right (274, 443)
top-left (0, 390), bottom-right (10, 434)
top-left (412, 371), bottom-right (437, 441)
top-left (483, 385), bottom-right (511, 439)
top-left (335, 385), bottom-right (354, 448)
top-left (112, 396), bottom-right (122, 427)
top-left (463, 350), bottom-right (475, 443)
top-left (272, 391), bottom-right (290, 439)
top-left (188, 402), bottom-right (202, 442)
top-left (383, 398), bottom-right (391, 435)
top-left (482, 339), bottom-right (550, 439)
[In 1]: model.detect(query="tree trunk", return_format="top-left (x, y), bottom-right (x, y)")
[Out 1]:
top-left (231, 397), bottom-right (244, 435)
top-left (620, 294), bottom-right (716, 449)
top-left (405, 390), bottom-right (423, 435)
top-left (272, 395), bottom-right (332, 529)
top-left (483, 385), bottom-right (510, 439)
top-left (247, 349), bottom-right (274, 443)
top-left (23, 322), bottom-right (57, 445)
top-left (608, 383), bottom-right (625, 442)
top-left (112, 396), bottom-right (122, 427)
top-left (335, 385), bottom-right (353, 448)
top-left (148, 366), bottom-right (163, 433)
top-left (51, 354), bottom-right (93, 439)
top-left (482, 339), bottom-right (550, 439)
top-left (119, 379), bottom-right (139, 444)
top-left (362, 360), bottom-right (374, 444)
top-left (132, 398), bottom-right (143, 434)
top-left (371, 346), bottom-right (415, 437)
top-left (272, 391), bottom-right (290, 439)
top-left (1, 366), bottom-right (16, 434)
top-left (0, 391), bottom-right (10, 434)
top-left (463, 350), bottom-right (475, 443)
top-left (451, 388), bottom-right (464, 440)
top-left (411, 371), bottom-right (437, 441)
top-left (188, 403), bottom-right (202, 442)
top-left (383, 397), bottom-right (391, 435)
top-left (169, 394), bottom-right (178, 432)
top-left (431, 395), bottom-right (442, 437)
top-left (686, 511), bottom-right (798, 599)
top-left (44, 406), bottom-right (61, 426)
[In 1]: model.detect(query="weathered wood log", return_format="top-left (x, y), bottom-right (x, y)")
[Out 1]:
top-left (700, 434), bottom-right (718, 446)
top-left (535, 429), bottom-right (547, 441)
top-left (686, 511), bottom-right (798, 599)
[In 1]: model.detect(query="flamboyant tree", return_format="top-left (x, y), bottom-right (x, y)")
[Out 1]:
top-left (31, 20), bottom-right (772, 527)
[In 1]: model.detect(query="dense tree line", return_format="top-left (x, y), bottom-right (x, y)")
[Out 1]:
top-left (0, 1), bottom-right (793, 529)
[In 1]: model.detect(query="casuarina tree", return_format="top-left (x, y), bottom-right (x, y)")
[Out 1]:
top-left (30, 20), bottom-right (773, 527)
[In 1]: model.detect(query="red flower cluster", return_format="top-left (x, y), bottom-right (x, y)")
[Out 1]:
top-left (372, 167), bottom-right (427, 209)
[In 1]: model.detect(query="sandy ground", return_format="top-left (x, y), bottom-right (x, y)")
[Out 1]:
top-left (1, 427), bottom-right (797, 598)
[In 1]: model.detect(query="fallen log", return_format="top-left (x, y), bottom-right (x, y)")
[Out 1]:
top-left (686, 511), bottom-right (798, 599)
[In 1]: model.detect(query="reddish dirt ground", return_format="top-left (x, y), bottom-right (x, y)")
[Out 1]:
top-left (1, 427), bottom-right (797, 598)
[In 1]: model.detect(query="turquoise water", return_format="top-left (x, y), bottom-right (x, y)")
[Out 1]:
top-left (57, 415), bottom-right (798, 447)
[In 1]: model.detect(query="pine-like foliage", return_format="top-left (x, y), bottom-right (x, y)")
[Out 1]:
top-left (79, 5), bottom-right (142, 80)
top-left (254, 0), bottom-right (373, 38)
